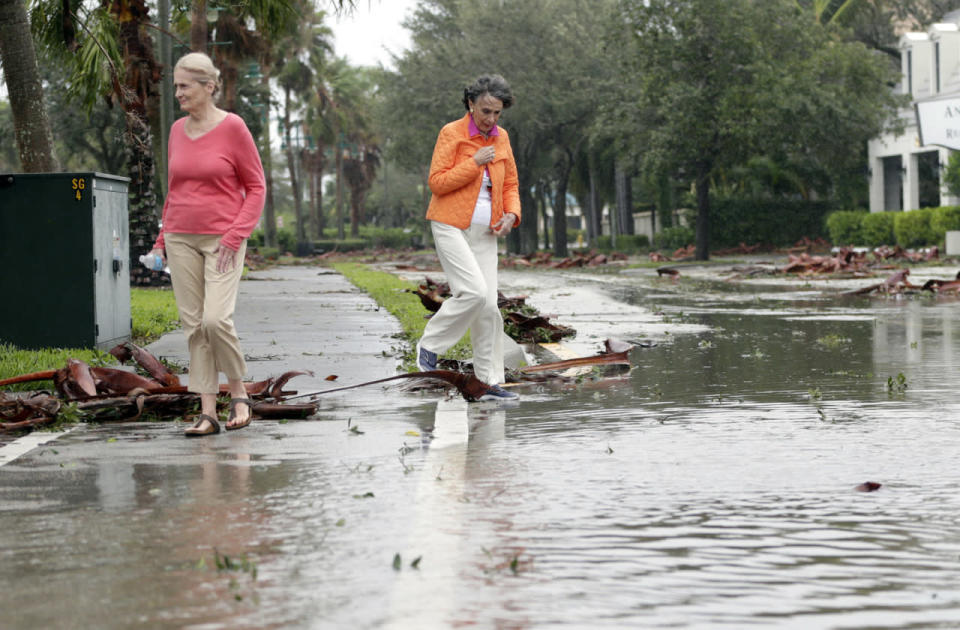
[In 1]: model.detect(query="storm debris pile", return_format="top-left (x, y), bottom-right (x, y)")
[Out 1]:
top-left (0, 342), bottom-right (318, 432)
top-left (410, 277), bottom-right (576, 343)
top-left (779, 246), bottom-right (940, 276)
top-left (843, 268), bottom-right (960, 296)
top-left (648, 244), bottom-right (696, 262)
top-left (502, 250), bottom-right (628, 269)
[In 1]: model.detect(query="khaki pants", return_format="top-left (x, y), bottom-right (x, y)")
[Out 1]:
top-left (164, 233), bottom-right (247, 394)
top-left (420, 221), bottom-right (504, 385)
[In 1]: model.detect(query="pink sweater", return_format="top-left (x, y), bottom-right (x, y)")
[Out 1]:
top-left (154, 113), bottom-right (265, 252)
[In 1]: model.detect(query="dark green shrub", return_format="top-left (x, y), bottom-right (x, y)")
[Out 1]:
top-left (825, 210), bottom-right (867, 246)
top-left (312, 238), bottom-right (368, 253)
top-left (368, 227), bottom-right (420, 249)
top-left (249, 229), bottom-right (265, 247)
top-left (930, 205), bottom-right (960, 238)
top-left (860, 212), bottom-right (895, 246)
top-left (276, 228), bottom-right (296, 253)
top-left (711, 198), bottom-right (835, 248)
top-left (259, 247), bottom-right (280, 260)
top-left (894, 208), bottom-right (936, 248)
top-left (654, 226), bottom-right (695, 250)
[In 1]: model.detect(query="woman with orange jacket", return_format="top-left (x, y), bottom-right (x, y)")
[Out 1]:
top-left (415, 75), bottom-right (521, 401)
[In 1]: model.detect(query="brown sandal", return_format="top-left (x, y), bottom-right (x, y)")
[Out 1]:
top-left (225, 398), bottom-right (255, 431)
top-left (184, 413), bottom-right (220, 437)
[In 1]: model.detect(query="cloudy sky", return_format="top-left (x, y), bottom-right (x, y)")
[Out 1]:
top-left (330, 0), bottom-right (418, 69)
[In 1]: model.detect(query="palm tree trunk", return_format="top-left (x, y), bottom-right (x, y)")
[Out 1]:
top-left (259, 65), bottom-right (277, 248)
top-left (190, 0), bottom-right (207, 51)
top-left (695, 160), bottom-right (711, 261)
top-left (112, 0), bottom-right (162, 284)
top-left (0, 0), bottom-right (59, 172)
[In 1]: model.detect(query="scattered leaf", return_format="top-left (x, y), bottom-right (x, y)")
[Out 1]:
top-left (392, 553), bottom-right (402, 571)
top-left (411, 556), bottom-right (422, 569)
top-left (325, 374), bottom-right (338, 381)
top-left (855, 481), bottom-right (882, 492)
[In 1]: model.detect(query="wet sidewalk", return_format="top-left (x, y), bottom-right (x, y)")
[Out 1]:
top-left (148, 265), bottom-right (404, 393)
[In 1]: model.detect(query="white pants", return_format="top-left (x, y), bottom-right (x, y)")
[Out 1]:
top-left (164, 233), bottom-right (247, 394)
top-left (420, 221), bottom-right (504, 385)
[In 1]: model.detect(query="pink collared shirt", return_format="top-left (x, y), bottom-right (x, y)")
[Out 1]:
top-left (468, 116), bottom-right (500, 138)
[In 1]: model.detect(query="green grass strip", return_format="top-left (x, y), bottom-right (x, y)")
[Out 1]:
top-left (331, 262), bottom-right (471, 367)
top-left (130, 287), bottom-right (180, 345)
top-left (0, 288), bottom-right (181, 392)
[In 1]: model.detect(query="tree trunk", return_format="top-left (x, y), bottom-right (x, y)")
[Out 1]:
top-left (349, 186), bottom-right (361, 238)
top-left (421, 164), bottom-right (430, 248)
top-left (259, 65), bottom-right (276, 248)
top-left (537, 184), bottom-right (549, 252)
top-left (657, 171), bottom-right (673, 230)
top-left (336, 137), bottom-right (345, 240)
top-left (615, 161), bottom-right (634, 237)
top-left (695, 161), bottom-right (711, 261)
top-left (190, 0), bottom-right (207, 52)
top-left (553, 167), bottom-right (571, 259)
top-left (282, 89), bottom-right (305, 250)
top-left (0, 0), bottom-right (59, 172)
top-left (113, 0), bottom-right (163, 285)
top-left (587, 163), bottom-right (600, 244)
top-left (516, 165), bottom-right (537, 255)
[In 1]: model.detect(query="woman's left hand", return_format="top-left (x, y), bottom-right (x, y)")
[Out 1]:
top-left (215, 242), bottom-right (238, 273)
top-left (491, 212), bottom-right (517, 237)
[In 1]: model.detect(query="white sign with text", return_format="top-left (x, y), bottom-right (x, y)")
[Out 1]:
top-left (917, 97), bottom-right (960, 150)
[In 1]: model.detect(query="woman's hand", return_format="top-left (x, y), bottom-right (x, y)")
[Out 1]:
top-left (473, 146), bottom-right (495, 166)
top-left (491, 212), bottom-right (517, 237)
top-left (214, 242), bottom-right (238, 273)
top-left (149, 248), bottom-right (166, 265)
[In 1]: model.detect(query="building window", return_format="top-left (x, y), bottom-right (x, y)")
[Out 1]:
top-left (936, 42), bottom-right (941, 93)
top-left (908, 49), bottom-right (913, 95)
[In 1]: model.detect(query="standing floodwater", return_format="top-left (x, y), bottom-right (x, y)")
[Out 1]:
top-left (3, 265), bottom-right (960, 629)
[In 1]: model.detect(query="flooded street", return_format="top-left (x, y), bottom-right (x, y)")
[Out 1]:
top-left (5, 264), bottom-right (960, 629)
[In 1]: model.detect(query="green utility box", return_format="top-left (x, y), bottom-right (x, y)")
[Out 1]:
top-left (0, 172), bottom-right (132, 350)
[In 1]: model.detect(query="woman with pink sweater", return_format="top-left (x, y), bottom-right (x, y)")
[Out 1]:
top-left (148, 52), bottom-right (265, 436)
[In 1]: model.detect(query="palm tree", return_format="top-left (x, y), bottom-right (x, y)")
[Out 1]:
top-left (796, 0), bottom-right (864, 25)
top-left (30, 0), bottom-right (162, 281)
top-left (0, 0), bottom-right (58, 171)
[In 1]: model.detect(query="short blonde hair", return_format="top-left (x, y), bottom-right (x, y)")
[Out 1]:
top-left (174, 52), bottom-right (222, 98)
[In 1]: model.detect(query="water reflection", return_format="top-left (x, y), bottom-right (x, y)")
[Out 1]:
top-left (9, 274), bottom-right (960, 628)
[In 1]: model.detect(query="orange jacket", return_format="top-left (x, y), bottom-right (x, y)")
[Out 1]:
top-left (426, 114), bottom-right (521, 229)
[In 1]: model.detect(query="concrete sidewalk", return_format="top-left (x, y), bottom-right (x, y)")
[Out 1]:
top-left (147, 265), bottom-right (404, 398)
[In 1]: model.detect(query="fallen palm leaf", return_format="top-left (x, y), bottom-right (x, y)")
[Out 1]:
top-left (518, 349), bottom-right (632, 374)
top-left (286, 369), bottom-right (491, 403)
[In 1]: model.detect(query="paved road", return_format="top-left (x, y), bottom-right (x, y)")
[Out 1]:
top-left (0, 263), bottom-right (660, 629)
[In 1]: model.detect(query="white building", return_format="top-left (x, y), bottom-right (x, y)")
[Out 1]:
top-left (868, 11), bottom-right (960, 212)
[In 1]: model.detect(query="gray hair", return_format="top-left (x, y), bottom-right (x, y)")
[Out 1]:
top-left (174, 52), bottom-right (222, 99)
top-left (462, 74), bottom-right (514, 110)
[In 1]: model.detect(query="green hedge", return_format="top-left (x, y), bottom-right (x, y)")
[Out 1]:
top-left (824, 205), bottom-right (960, 248)
top-left (860, 212), bottom-right (895, 247)
top-left (596, 234), bottom-right (652, 253)
top-left (893, 207), bottom-right (936, 248)
top-left (710, 198), bottom-right (835, 248)
top-left (931, 205), bottom-right (960, 234)
top-left (653, 227), bottom-right (693, 250)
top-left (825, 210), bottom-right (867, 245)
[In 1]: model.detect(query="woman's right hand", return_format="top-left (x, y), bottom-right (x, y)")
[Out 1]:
top-left (150, 248), bottom-right (166, 264)
top-left (473, 146), bottom-right (495, 166)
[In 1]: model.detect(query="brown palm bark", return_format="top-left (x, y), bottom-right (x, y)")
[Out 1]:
top-left (0, 0), bottom-right (59, 172)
